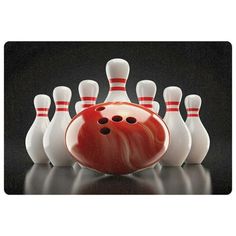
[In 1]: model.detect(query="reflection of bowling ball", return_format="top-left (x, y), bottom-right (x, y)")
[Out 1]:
top-left (66, 102), bottom-right (169, 175)
top-left (72, 168), bottom-right (160, 194)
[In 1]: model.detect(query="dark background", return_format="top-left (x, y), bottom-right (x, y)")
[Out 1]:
top-left (4, 42), bottom-right (232, 194)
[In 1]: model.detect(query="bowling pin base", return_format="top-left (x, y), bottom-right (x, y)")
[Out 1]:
top-left (185, 160), bottom-right (203, 165)
top-left (160, 162), bottom-right (183, 167)
top-left (32, 160), bottom-right (50, 164)
top-left (50, 161), bottom-right (75, 167)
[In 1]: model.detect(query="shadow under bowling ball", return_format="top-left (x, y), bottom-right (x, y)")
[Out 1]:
top-left (43, 166), bottom-right (77, 194)
top-left (72, 167), bottom-right (164, 194)
top-left (159, 166), bottom-right (192, 194)
top-left (183, 164), bottom-right (212, 194)
top-left (24, 164), bottom-right (52, 194)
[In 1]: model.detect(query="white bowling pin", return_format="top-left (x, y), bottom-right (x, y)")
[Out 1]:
top-left (185, 95), bottom-right (210, 164)
top-left (75, 101), bottom-right (83, 114)
top-left (160, 86), bottom-right (192, 166)
top-left (153, 101), bottom-right (160, 114)
top-left (43, 86), bottom-right (75, 166)
top-left (104, 58), bottom-right (131, 102)
top-left (25, 94), bottom-right (51, 164)
top-left (75, 80), bottom-right (99, 114)
top-left (136, 80), bottom-right (156, 111)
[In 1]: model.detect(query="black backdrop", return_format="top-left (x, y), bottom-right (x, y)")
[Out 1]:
top-left (4, 42), bottom-right (232, 194)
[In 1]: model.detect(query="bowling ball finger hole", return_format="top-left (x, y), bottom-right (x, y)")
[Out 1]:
top-left (100, 127), bottom-right (110, 135)
top-left (96, 106), bottom-right (105, 111)
top-left (112, 115), bottom-right (123, 122)
top-left (98, 117), bottom-right (108, 124)
top-left (126, 117), bottom-right (137, 124)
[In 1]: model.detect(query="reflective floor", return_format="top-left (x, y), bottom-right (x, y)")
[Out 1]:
top-left (24, 163), bottom-right (212, 194)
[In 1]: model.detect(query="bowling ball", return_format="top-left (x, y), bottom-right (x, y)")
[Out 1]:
top-left (65, 102), bottom-right (169, 175)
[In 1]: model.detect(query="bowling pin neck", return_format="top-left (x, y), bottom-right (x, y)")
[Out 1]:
top-left (186, 107), bottom-right (200, 117)
top-left (53, 100), bottom-right (71, 118)
top-left (80, 97), bottom-right (96, 108)
top-left (138, 97), bottom-right (154, 109)
top-left (55, 101), bottom-right (69, 112)
top-left (165, 101), bottom-right (180, 112)
top-left (105, 78), bottom-right (131, 102)
top-left (186, 107), bottom-right (202, 123)
top-left (140, 104), bottom-right (153, 109)
top-left (108, 78), bottom-right (127, 92)
top-left (164, 101), bottom-right (183, 119)
top-left (35, 107), bottom-right (49, 118)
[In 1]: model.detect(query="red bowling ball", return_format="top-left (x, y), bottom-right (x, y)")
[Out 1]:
top-left (66, 102), bottom-right (169, 175)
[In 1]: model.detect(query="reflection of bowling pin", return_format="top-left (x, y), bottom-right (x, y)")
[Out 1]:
top-left (73, 161), bottom-right (82, 173)
top-left (136, 80), bottom-right (156, 112)
top-left (133, 168), bottom-right (164, 194)
top-left (160, 86), bottom-right (192, 166)
top-left (71, 168), bottom-right (104, 194)
top-left (43, 86), bottom-right (75, 166)
top-left (154, 162), bottom-right (162, 176)
top-left (160, 167), bottom-right (192, 194)
top-left (43, 167), bottom-right (77, 194)
top-left (104, 58), bottom-right (131, 102)
top-left (75, 80), bottom-right (99, 114)
top-left (25, 94), bottom-right (51, 164)
top-left (153, 101), bottom-right (160, 114)
top-left (24, 164), bottom-right (51, 194)
top-left (185, 95), bottom-right (210, 164)
top-left (183, 164), bottom-right (212, 194)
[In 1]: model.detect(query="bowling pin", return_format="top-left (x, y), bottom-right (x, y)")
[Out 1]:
top-left (104, 58), bottom-right (131, 102)
top-left (160, 86), bottom-right (192, 166)
top-left (185, 95), bottom-right (210, 164)
top-left (25, 94), bottom-right (51, 164)
top-left (136, 80), bottom-right (156, 112)
top-left (75, 80), bottom-right (99, 114)
top-left (75, 101), bottom-right (83, 114)
top-left (43, 86), bottom-right (75, 166)
top-left (153, 101), bottom-right (160, 114)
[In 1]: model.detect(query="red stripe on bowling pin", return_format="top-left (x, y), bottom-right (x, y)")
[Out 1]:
top-left (109, 77), bottom-right (126, 91)
top-left (55, 101), bottom-right (69, 112)
top-left (110, 87), bottom-right (126, 91)
top-left (109, 78), bottom-right (126, 83)
top-left (36, 107), bottom-right (49, 117)
top-left (166, 101), bottom-right (180, 112)
top-left (138, 97), bottom-right (153, 101)
top-left (166, 108), bottom-right (179, 112)
top-left (142, 104), bottom-right (153, 108)
top-left (81, 97), bottom-right (96, 101)
top-left (187, 114), bottom-right (199, 117)
top-left (187, 107), bottom-right (199, 117)
top-left (166, 101), bottom-right (180, 106)
top-left (82, 104), bottom-right (93, 108)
